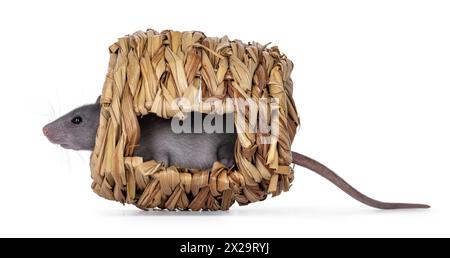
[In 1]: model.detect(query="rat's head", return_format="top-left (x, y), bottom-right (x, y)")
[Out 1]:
top-left (43, 96), bottom-right (101, 151)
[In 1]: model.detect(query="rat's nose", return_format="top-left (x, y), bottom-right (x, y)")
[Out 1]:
top-left (43, 125), bottom-right (50, 137)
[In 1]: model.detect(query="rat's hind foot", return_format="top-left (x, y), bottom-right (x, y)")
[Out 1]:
top-left (219, 158), bottom-right (234, 168)
top-left (217, 142), bottom-right (235, 168)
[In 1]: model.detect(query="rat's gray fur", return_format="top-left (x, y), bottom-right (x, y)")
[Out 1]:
top-left (43, 98), bottom-right (236, 170)
top-left (135, 112), bottom-right (236, 169)
top-left (43, 103), bottom-right (101, 151)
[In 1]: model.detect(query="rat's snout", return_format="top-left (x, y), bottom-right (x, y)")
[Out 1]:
top-left (43, 124), bottom-right (54, 139)
top-left (43, 123), bottom-right (65, 145)
top-left (43, 125), bottom-right (50, 137)
top-left (43, 124), bottom-right (59, 144)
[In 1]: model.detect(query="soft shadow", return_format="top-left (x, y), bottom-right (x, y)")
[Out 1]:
top-left (99, 208), bottom-right (231, 217)
top-left (99, 204), bottom-right (431, 218)
top-left (230, 205), bottom-right (431, 219)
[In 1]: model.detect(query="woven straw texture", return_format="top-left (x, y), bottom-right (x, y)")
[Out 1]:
top-left (90, 29), bottom-right (300, 211)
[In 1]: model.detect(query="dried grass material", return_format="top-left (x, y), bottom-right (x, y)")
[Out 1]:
top-left (90, 29), bottom-right (300, 210)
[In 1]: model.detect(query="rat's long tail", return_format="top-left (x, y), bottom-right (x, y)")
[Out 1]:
top-left (291, 151), bottom-right (430, 209)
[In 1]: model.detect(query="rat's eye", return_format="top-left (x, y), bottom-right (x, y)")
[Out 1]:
top-left (71, 116), bottom-right (83, 125)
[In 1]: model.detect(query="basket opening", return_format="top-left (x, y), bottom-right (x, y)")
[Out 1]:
top-left (131, 111), bottom-right (238, 170)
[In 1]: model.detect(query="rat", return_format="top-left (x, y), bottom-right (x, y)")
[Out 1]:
top-left (43, 96), bottom-right (429, 209)
top-left (43, 96), bottom-right (236, 170)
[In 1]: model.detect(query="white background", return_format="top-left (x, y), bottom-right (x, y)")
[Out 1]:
top-left (0, 0), bottom-right (449, 237)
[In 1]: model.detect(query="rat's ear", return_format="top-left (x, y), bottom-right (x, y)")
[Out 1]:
top-left (95, 95), bottom-right (101, 104)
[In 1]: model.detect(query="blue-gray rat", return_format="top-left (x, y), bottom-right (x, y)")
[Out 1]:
top-left (43, 96), bottom-right (236, 170)
top-left (43, 96), bottom-right (429, 209)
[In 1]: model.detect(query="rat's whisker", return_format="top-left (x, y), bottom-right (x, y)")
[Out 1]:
top-left (67, 150), bottom-right (73, 174)
top-left (76, 151), bottom-right (86, 163)
top-left (63, 149), bottom-right (72, 174)
top-left (56, 89), bottom-right (62, 117)
top-left (41, 112), bottom-right (52, 121)
top-left (58, 146), bottom-right (65, 172)
top-left (48, 101), bottom-right (56, 120)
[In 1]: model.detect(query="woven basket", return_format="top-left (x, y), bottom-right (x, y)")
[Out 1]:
top-left (90, 29), bottom-right (300, 211)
